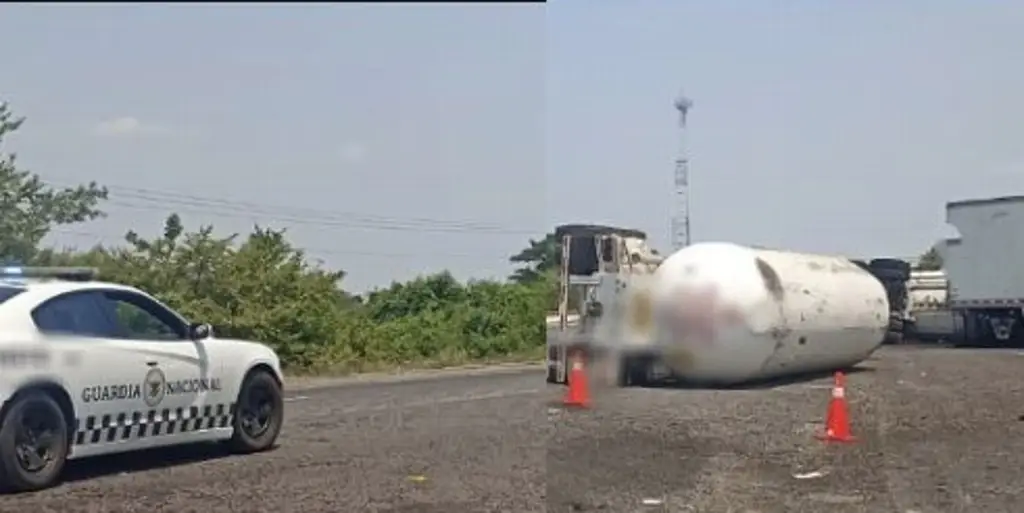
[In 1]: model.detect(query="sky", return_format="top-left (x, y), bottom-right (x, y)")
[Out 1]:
top-left (3, 2), bottom-right (1024, 291)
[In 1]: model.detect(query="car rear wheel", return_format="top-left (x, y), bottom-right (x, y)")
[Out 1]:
top-left (0, 391), bottom-right (69, 493)
top-left (228, 370), bottom-right (284, 454)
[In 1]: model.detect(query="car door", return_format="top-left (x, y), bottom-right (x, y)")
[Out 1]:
top-left (31, 290), bottom-right (156, 456)
top-left (91, 288), bottom-right (228, 447)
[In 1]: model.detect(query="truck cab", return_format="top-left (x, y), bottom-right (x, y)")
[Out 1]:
top-left (850, 258), bottom-right (912, 343)
top-left (545, 224), bottom-right (664, 386)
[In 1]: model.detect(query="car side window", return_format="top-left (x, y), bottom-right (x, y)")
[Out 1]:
top-left (98, 290), bottom-right (188, 341)
top-left (32, 291), bottom-right (118, 338)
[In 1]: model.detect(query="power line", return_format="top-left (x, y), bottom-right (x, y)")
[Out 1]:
top-left (44, 180), bottom-right (539, 236)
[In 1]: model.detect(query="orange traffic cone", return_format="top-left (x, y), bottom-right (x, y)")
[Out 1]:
top-left (817, 371), bottom-right (855, 443)
top-left (563, 351), bottom-right (591, 408)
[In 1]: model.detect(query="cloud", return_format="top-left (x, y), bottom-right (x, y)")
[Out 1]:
top-left (339, 142), bottom-right (367, 163)
top-left (91, 117), bottom-right (171, 138)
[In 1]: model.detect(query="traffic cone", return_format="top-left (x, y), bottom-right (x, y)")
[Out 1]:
top-left (563, 351), bottom-right (591, 408)
top-left (817, 371), bottom-right (855, 443)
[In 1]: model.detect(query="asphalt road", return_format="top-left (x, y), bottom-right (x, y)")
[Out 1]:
top-left (6, 346), bottom-right (1024, 512)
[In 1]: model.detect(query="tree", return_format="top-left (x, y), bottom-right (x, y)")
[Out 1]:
top-left (0, 101), bottom-right (109, 262)
top-left (508, 232), bottom-right (559, 283)
top-left (917, 246), bottom-right (943, 271)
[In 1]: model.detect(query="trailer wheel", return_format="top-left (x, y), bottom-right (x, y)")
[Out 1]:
top-left (903, 320), bottom-right (918, 341)
top-left (882, 316), bottom-right (905, 344)
top-left (617, 356), bottom-right (649, 387)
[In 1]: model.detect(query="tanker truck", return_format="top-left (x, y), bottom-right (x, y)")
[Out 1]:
top-left (547, 230), bottom-right (891, 387)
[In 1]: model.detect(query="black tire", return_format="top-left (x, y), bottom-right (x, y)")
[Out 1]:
top-left (546, 365), bottom-right (561, 385)
top-left (884, 330), bottom-right (904, 345)
top-left (228, 370), bottom-right (284, 454)
top-left (0, 391), bottom-right (69, 493)
top-left (617, 356), bottom-right (649, 388)
top-left (903, 320), bottom-right (918, 341)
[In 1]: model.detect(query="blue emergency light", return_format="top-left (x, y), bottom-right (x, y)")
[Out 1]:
top-left (0, 266), bottom-right (98, 282)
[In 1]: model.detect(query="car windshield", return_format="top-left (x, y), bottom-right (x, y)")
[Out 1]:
top-left (0, 285), bottom-right (24, 304)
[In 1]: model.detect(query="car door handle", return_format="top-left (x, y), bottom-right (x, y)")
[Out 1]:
top-left (146, 360), bottom-right (158, 367)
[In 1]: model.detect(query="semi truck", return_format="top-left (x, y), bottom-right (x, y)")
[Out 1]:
top-left (850, 258), bottom-right (912, 344)
top-left (545, 223), bottom-right (663, 386)
top-left (940, 195), bottom-right (1024, 347)
top-left (546, 224), bottom-right (900, 387)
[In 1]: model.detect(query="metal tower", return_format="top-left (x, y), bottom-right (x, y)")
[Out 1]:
top-left (671, 93), bottom-right (693, 251)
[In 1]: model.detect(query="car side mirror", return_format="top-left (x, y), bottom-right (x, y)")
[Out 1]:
top-left (188, 322), bottom-right (213, 341)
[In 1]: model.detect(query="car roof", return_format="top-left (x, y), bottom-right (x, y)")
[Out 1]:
top-left (0, 279), bottom-right (140, 295)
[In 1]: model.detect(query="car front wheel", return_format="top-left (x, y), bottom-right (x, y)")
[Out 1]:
top-left (0, 391), bottom-right (69, 493)
top-left (228, 370), bottom-right (284, 454)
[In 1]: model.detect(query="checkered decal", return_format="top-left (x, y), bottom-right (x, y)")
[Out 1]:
top-left (74, 403), bottom-right (236, 446)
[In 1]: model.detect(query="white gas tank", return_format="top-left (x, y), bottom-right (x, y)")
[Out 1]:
top-left (650, 242), bottom-right (889, 385)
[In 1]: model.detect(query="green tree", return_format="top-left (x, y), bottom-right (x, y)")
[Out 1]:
top-left (0, 101), bottom-right (109, 263)
top-left (508, 232), bottom-right (559, 283)
top-left (100, 215), bottom-right (350, 368)
top-left (917, 246), bottom-right (943, 271)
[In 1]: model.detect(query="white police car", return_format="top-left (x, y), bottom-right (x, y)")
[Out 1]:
top-left (0, 267), bottom-right (285, 492)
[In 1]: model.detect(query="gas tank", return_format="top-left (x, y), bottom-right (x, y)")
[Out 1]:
top-left (650, 242), bottom-right (889, 385)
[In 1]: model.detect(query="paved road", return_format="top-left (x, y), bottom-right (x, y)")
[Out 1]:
top-left (7, 346), bottom-right (1024, 512)
top-left (6, 368), bottom-right (547, 513)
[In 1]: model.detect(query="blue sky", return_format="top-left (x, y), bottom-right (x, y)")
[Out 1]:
top-left (2, 3), bottom-right (1024, 290)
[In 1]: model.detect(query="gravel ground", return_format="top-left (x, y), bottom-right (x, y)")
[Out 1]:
top-left (4, 345), bottom-right (1024, 512)
top-left (550, 345), bottom-right (1024, 513)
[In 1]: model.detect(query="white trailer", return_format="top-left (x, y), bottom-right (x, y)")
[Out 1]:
top-left (940, 195), bottom-right (1024, 346)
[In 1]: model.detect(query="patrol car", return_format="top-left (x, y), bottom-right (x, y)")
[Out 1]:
top-left (0, 267), bottom-right (285, 492)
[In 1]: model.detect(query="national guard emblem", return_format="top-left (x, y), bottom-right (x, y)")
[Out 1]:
top-left (143, 367), bottom-right (166, 408)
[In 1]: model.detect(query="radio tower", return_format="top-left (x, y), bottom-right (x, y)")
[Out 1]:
top-left (671, 93), bottom-right (693, 251)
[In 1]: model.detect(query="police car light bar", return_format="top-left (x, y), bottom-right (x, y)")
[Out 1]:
top-left (0, 266), bottom-right (99, 281)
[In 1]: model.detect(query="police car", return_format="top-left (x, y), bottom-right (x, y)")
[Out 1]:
top-left (0, 267), bottom-right (285, 492)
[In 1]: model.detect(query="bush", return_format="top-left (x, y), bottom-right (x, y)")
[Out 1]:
top-left (38, 215), bottom-right (550, 372)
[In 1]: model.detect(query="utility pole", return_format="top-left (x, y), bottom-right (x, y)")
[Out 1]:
top-left (671, 93), bottom-right (693, 251)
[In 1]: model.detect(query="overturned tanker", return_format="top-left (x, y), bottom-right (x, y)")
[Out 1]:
top-left (648, 242), bottom-right (889, 386)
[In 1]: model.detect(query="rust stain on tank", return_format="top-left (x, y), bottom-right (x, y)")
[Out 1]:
top-left (755, 258), bottom-right (784, 301)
